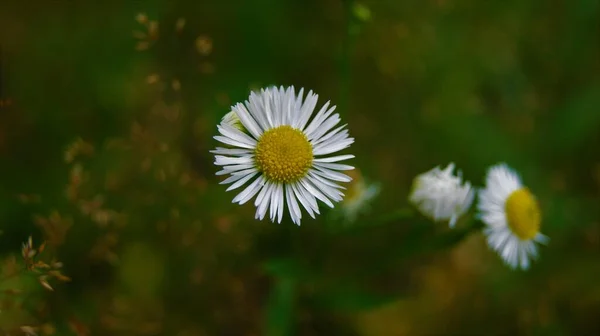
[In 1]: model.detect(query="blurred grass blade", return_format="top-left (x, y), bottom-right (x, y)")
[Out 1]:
top-left (264, 277), bottom-right (296, 336)
top-left (263, 258), bottom-right (310, 280)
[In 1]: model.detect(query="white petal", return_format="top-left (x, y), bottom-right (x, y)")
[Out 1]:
top-left (534, 233), bottom-right (550, 245)
top-left (269, 183), bottom-right (279, 222)
top-left (262, 90), bottom-right (275, 129)
top-left (449, 215), bottom-right (458, 228)
top-left (306, 113), bottom-right (341, 141)
top-left (270, 88), bottom-right (282, 127)
top-left (312, 131), bottom-right (352, 152)
top-left (313, 137), bottom-right (354, 156)
top-left (313, 166), bottom-right (352, 182)
top-left (214, 155), bottom-right (253, 166)
top-left (284, 90), bottom-right (293, 126)
top-left (232, 103), bottom-right (262, 139)
top-left (228, 168), bottom-right (259, 176)
top-left (306, 175), bottom-right (344, 202)
top-left (247, 92), bottom-right (270, 131)
top-left (291, 183), bottom-right (316, 219)
top-left (214, 135), bottom-right (255, 149)
top-left (216, 163), bottom-right (255, 175)
top-left (295, 91), bottom-right (318, 130)
top-left (312, 124), bottom-right (347, 145)
top-left (519, 244), bottom-right (530, 270)
top-left (210, 147), bottom-right (253, 155)
top-left (303, 103), bottom-right (336, 136)
top-left (296, 183), bottom-right (320, 214)
top-left (307, 170), bottom-right (346, 190)
top-left (217, 123), bottom-right (257, 147)
top-left (276, 184), bottom-right (285, 223)
top-left (225, 171), bottom-right (258, 191)
top-left (233, 175), bottom-right (265, 204)
top-left (219, 168), bottom-right (258, 185)
top-left (314, 162), bottom-right (354, 171)
top-left (299, 178), bottom-right (334, 208)
top-left (285, 184), bottom-right (302, 225)
top-left (255, 182), bottom-right (275, 220)
top-left (313, 154), bottom-right (355, 163)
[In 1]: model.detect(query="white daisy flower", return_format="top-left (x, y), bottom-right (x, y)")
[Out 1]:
top-left (477, 163), bottom-right (548, 270)
top-left (211, 86), bottom-right (355, 225)
top-left (336, 169), bottom-right (380, 223)
top-left (408, 163), bottom-right (475, 227)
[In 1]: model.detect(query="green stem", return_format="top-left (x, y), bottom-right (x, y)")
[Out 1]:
top-left (264, 277), bottom-right (296, 336)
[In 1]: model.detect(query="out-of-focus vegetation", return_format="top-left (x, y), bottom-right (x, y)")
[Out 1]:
top-left (0, 0), bottom-right (599, 335)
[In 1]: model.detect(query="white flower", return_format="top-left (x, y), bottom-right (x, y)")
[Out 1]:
top-left (222, 111), bottom-right (244, 131)
top-left (477, 163), bottom-right (548, 270)
top-left (337, 169), bottom-right (380, 223)
top-left (211, 86), bottom-right (355, 225)
top-left (408, 163), bottom-right (475, 227)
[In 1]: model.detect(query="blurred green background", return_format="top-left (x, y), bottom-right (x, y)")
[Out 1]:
top-left (0, 0), bottom-right (599, 335)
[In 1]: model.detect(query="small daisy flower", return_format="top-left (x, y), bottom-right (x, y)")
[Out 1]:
top-left (408, 163), bottom-right (475, 227)
top-left (477, 163), bottom-right (548, 270)
top-left (336, 169), bottom-right (380, 223)
top-left (222, 111), bottom-right (244, 131)
top-left (211, 86), bottom-right (355, 225)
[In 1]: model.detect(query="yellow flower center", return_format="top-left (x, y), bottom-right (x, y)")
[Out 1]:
top-left (505, 188), bottom-right (541, 240)
top-left (254, 125), bottom-right (313, 184)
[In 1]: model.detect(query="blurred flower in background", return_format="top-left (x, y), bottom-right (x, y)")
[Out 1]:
top-left (478, 163), bottom-right (548, 270)
top-left (409, 163), bottom-right (475, 227)
top-left (334, 168), bottom-right (380, 223)
top-left (212, 86), bottom-right (355, 225)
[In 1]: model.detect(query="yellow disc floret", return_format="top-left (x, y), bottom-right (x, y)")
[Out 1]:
top-left (254, 125), bottom-right (313, 184)
top-left (505, 188), bottom-right (541, 240)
